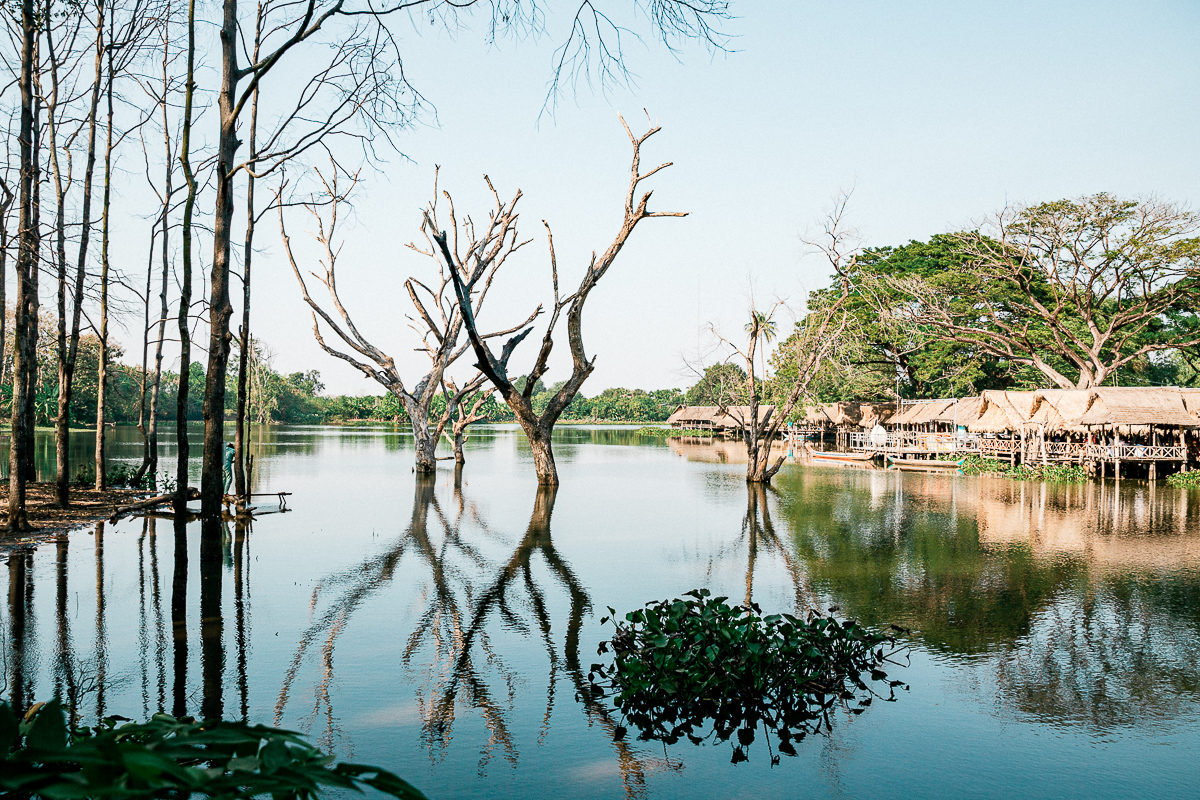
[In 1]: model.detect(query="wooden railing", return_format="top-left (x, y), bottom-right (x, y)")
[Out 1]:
top-left (1085, 444), bottom-right (1187, 461)
top-left (843, 431), bottom-right (1190, 462)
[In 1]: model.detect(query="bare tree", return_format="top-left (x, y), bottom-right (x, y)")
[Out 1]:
top-left (200, 0), bottom-right (733, 518)
top-left (709, 195), bottom-right (855, 484)
top-left (890, 194), bottom-right (1200, 390)
top-left (443, 115), bottom-right (685, 486)
top-left (133, 10), bottom-right (182, 487)
top-left (8, 0), bottom-right (41, 530)
top-left (282, 166), bottom-right (533, 473)
top-left (173, 0), bottom-right (199, 513)
top-left (441, 377), bottom-right (492, 465)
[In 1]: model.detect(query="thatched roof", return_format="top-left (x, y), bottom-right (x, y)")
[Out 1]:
top-left (667, 406), bottom-right (721, 425)
top-left (955, 396), bottom-right (983, 425)
top-left (667, 405), bottom-right (776, 429)
top-left (968, 391), bottom-right (1039, 433)
top-left (858, 402), bottom-right (896, 428)
top-left (892, 399), bottom-right (957, 426)
top-left (1075, 388), bottom-right (1198, 427)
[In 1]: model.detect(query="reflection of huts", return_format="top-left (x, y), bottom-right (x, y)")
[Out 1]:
top-left (666, 405), bottom-right (776, 434)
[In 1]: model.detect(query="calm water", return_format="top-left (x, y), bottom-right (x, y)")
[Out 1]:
top-left (3, 424), bottom-right (1200, 799)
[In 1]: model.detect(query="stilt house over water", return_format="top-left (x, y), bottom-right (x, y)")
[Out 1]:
top-left (870, 387), bottom-right (1200, 478)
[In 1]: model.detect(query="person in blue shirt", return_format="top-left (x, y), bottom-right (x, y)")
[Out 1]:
top-left (223, 442), bottom-right (235, 495)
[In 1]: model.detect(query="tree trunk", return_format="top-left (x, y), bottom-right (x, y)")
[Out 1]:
top-left (525, 425), bottom-right (558, 486)
top-left (234, 9), bottom-right (263, 508)
top-left (55, 0), bottom-right (104, 506)
top-left (201, 0), bottom-right (239, 520)
top-left (453, 429), bottom-right (466, 465)
top-left (94, 48), bottom-right (115, 491)
top-left (175, 0), bottom-right (198, 513)
top-left (409, 403), bottom-right (438, 474)
top-left (8, 0), bottom-right (38, 531)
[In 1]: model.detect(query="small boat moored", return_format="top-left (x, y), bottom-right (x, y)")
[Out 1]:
top-left (805, 443), bottom-right (876, 463)
top-left (886, 455), bottom-right (964, 474)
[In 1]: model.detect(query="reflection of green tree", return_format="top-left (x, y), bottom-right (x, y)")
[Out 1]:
top-left (772, 469), bottom-right (1200, 730)
top-left (997, 576), bottom-right (1200, 730)
top-left (773, 469), bottom-right (1077, 654)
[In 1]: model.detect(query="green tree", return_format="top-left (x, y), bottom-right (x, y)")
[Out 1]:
top-left (684, 363), bottom-right (747, 406)
top-left (894, 194), bottom-right (1200, 390)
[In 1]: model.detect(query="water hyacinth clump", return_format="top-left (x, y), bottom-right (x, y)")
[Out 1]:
top-left (1166, 470), bottom-right (1200, 488)
top-left (586, 589), bottom-right (908, 764)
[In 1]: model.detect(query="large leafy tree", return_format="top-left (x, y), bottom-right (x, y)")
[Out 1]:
top-left (891, 194), bottom-right (1200, 390)
top-left (796, 235), bottom-right (1033, 401)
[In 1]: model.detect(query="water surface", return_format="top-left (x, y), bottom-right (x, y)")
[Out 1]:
top-left (3, 425), bottom-right (1198, 799)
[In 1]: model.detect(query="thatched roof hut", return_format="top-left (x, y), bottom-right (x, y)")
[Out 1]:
top-left (968, 391), bottom-right (1040, 433)
top-left (666, 405), bottom-right (776, 431)
top-left (890, 399), bottom-right (958, 427)
top-left (1074, 388), bottom-right (1198, 428)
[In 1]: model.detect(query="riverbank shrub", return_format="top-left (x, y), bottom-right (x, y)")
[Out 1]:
top-left (942, 454), bottom-right (1007, 475)
top-left (633, 426), bottom-right (715, 438)
top-left (936, 454), bottom-right (1088, 483)
top-left (1004, 463), bottom-right (1089, 483)
top-left (1167, 471), bottom-right (1200, 488)
top-left (587, 589), bottom-right (907, 764)
top-left (0, 700), bottom-right (426, 799)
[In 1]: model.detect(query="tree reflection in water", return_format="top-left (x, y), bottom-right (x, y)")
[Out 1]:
top-left (772, 468), bottom-right (1200, 731)
top-left (275, 476), bottom-right (668, 799)
top-left (1, 513), bottom-right (253, 726)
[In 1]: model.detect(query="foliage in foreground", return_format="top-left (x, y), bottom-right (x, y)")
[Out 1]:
top-left (0, 700), bottom-right (426, 800)
top-left (586, 589), bottom-right (908, 764)
top-left (1167, 470), bottom-right (1200, 488)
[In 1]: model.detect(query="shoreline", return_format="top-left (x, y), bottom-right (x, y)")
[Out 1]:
top-left (0, 483), bottom-right (148, 554)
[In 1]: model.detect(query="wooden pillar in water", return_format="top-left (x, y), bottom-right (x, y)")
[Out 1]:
top-left (1115, 429), bottom-right (1121, 481)
top-left (1150, 428), bottom-right (1158, 481)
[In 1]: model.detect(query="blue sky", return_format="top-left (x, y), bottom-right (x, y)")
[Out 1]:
top-left (237, 0), bottom-right (1200, 395)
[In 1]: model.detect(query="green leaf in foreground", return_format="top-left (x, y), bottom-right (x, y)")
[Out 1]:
top-left (0, 700), bottom-right (427, 800)
top-left (586, 589), bottom-right (909, 765)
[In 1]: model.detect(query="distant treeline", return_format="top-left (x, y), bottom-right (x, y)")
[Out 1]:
top-left (0, 326), bottom-right (696, 425)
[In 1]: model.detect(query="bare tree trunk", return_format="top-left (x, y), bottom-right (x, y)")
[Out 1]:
top-left (8, 0), bottom-right (38, 530)
top-left (174, 0), bottom-right (197, 513)
top-left (135, 25), bottom-right (173, 488)
top-left (94, 38), bottom-right (115, 491)
top-left (406, 400), bottom-right (438, 474)
top-left (201, 0), bottom-right (238, 520)
top-left (55, 1), bottom-right (105, 506)
top-left (234, 14), bottom-right (262, 507)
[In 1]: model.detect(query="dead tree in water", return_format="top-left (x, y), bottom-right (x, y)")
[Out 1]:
top-left (443, 115), bottom-right (685, 486)
top-left (711, 194), bottom-right (855, 484)
top-left (282, 167), bottom-right (533, 472)
top-left (442, 378), bottom-right (492, 465)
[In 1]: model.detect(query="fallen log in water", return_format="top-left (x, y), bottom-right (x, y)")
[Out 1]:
top-left (110, 488), bottom-right (200, 522)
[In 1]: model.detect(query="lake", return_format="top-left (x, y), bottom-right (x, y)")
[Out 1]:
top-left (4, 424), bottom-right (1199, 799)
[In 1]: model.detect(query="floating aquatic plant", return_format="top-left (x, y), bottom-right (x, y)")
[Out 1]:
top-left (586, 589), bottom-right (908, 764)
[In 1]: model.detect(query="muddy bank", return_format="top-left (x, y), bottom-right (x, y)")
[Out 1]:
top-left (0, 483), bottom-right (147, 552)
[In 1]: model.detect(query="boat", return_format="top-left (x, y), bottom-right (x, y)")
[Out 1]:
top-left (805, 443), bottom-right (875, 463)
top-left (886, 455), bottom-right (964, 473)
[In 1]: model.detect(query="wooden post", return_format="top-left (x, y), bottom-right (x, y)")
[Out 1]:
top-left (1150, 428), bottom-right (1158, 481)
top-left (1115, 429), bottom-right (1121, 481)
